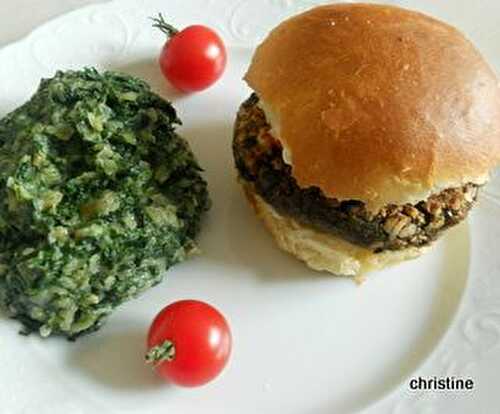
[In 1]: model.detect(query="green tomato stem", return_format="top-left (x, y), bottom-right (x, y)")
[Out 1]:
top-left (151, 13), bottom-right (179, 39)
top-left (145, 340), bottom-right (176, 365)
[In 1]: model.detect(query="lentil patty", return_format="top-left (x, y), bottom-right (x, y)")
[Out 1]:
top-left (233, 94), bottom-right (478, 252)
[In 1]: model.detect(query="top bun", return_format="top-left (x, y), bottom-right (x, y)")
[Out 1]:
top-left (245, 3), bottom-right (500, 210)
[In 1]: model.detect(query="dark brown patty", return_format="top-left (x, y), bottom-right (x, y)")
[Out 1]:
top-left (233, 94), bottom-right (479, 252)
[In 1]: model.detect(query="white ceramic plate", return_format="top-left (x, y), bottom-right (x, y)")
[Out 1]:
top-left (0, 1), bottom-right (499, 413)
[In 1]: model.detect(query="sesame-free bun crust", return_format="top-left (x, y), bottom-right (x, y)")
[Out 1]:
top-left (242, 182), bottom-right (424, 276)
top-left (245, 3), bottom-right (500, 209)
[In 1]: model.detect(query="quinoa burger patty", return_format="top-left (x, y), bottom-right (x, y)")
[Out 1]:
top-left (233, 94), bottom-right (479, 253)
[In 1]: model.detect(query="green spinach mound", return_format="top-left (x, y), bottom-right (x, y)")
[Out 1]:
top-left (0, 69), bottom-right (210, 339)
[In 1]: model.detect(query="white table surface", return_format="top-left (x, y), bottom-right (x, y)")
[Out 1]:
top-left (0, 0), bottom-right (107, 48)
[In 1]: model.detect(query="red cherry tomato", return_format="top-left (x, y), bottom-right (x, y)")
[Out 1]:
top-left (146, 300), bottom-right (232, 387)
top-left (152, 15), bottom-right (227, 92)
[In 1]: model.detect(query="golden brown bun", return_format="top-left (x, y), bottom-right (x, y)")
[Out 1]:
top-left (242, 182), bottom-right (424, 276)
top-left (245, 3), bottom-right (500, 210)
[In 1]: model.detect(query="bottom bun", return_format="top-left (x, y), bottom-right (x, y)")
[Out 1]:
top-left (242, 183), bottom-right (425, 277)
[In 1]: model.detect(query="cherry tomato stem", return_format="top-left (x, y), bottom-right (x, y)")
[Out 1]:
top-left (145, 340), bottom-right (176, 365)
top-left (151, 14), bottom-right (179, 38)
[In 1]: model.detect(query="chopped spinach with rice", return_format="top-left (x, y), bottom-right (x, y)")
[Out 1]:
top-left (0, 69), bottom-right (210, 339)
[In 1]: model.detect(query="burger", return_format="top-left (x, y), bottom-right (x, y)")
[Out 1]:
top-left (232, 4), bottom-right (500, 276)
